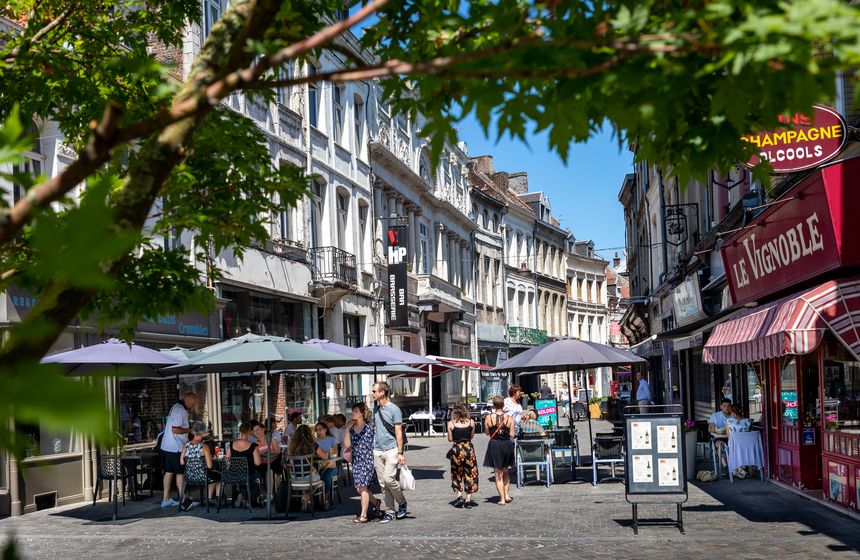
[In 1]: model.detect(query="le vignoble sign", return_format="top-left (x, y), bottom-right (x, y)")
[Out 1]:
top-left (742, 104), bottom-right (847, 173)
top-left (721, 164), bottom-right (843, 306)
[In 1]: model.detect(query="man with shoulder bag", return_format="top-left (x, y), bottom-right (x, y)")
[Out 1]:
top-left (371, 381), bottom-right (409, 523)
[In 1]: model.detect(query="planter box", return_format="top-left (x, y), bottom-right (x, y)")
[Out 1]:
top-left (589, 404), bottom-right (602, 419)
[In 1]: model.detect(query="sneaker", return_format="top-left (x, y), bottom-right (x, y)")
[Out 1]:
top-left (452, 496), bottom-right (465, 508)
top-left (379, 513), bottom-right (395, 524)
top-left (161, 498), bottom-right (179, 507)
top-left (395, 503), bottom-right (408, 519)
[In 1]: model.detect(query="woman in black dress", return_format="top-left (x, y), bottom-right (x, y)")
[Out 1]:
top-left (483, 395), bottom-right (515, 505)
top-left (447, 404), bottom-right (478, 508)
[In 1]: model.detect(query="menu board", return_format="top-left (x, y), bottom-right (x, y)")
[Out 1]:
top-left (625, 415), bottom-right (687, 496)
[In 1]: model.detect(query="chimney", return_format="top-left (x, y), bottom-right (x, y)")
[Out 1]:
top-left (492, 171), bottom-right (509, 191)
top-left (508, 172), bottom-right (529, 194)
top-left (470, 155), bottom-right (495, 175)
top-left (613, 251), bottom-right (620, 268)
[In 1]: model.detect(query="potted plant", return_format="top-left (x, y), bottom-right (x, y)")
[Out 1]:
top-left (683, 419), bottom-right (699, 480)
top-left (588, 396), bottom-right (603, 419)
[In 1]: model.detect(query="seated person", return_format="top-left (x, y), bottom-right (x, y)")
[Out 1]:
top-left (252, 422), bottom-right (282, 504)
top-left (708, 398), bottom-right (732, 467)
top-left (247, 419), bottom-right (262, 443)
top-left (284, 411), bottom-right (303, 441)
top-left (227, 422), bottom-right (262, 508)
top-left (726, 404), bottom-right (752, 436)
top-left (517, 411), bottom-right (546, 437)
top-left (314, 422), bottom-right (339, 507)
top-left (286, 424), bottom-right (330, 511)
top-left (179, 421), bottom-right (221, 510)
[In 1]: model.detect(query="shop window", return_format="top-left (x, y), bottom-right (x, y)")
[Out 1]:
top-left (822, 336), bottom-right (860, 435)
top-left (222, 287), bottom-right (312, 340)
top-left (18, 421), bottom-right (81, 458)
top-left (780, 359), bottom-right (799, 427)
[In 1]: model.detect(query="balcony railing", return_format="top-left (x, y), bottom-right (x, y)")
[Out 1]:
top-left (309, 246), bottom-right (357, 286)
top-left (507, 326), bottom-right (547, 346)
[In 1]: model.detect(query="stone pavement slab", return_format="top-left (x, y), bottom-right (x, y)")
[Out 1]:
top-left (2, 430), bottom-right (859, 559)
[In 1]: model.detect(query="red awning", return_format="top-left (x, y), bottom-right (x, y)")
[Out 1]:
top-left (703, 276), bottom-right (860, 364)
top-left (431, 357), bottom-right (493, 370)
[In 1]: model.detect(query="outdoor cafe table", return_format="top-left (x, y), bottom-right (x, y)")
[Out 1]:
top-left (408, 411), bottom-right (439, 436)
top-left (121, 450), bottom-right (161, 499)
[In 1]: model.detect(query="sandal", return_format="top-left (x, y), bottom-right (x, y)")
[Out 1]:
top-left (352, 515), bottom-right (369, 523)
top-left (505, 497), bottom-right (513, 504)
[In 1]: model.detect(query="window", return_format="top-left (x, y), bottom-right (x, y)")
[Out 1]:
top-left (203, 0), bottom-right (223, 37)
top-left (19, 421), bottom-right (81, 458)
top-left (336, 190), bottom-right (348, 249)
top-left (395, 113), bottom-right (407, 134)
top-left (343, 315), bottom-right (361, 347)
top-left (492, 213), bottom-right (499, 232)
top-left (276, 62), bottom-right (293, 107)
top-left (483, 210), bottom-right (489, 230)
top-left (332, 85), bottom-right (344, 141)
top-left (308, 64), bottom-right (319, 128)
top-left (163, 229), bottom-right (182, 251)
top-left (278, 208), bottom-right (292, 241)
top-left (358, 203), bottom-right (368, 269)
top-left (354, 94), bottom-right (365, 152)
top-left (12, 121), bottom-right (43, 204)
top-left (419, 223), bottom-right (430, 273)
top-left (310, 179), bottom-right (324, 248)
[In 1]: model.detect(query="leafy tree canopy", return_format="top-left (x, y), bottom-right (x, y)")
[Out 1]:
top-left (0, 0), bottom-right (858, 454)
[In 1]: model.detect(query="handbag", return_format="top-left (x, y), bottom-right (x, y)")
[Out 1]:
top-left (343, 446), bottom-right (353, 463)
top-left (398, 464), bottom-right (416, 491)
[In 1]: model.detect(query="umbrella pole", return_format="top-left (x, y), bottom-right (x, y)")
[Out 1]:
top-left (428, 364), bottom-right (433, 435)
top-left (265, 365), bottom-right (272, 521)
top-left (584, 370), bottom-right (593, 466)
top-left (113, 374), bottom-right (119, 522)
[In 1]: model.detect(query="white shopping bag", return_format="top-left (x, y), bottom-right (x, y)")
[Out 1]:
top-left (398, 464), bottom-right (416, 491)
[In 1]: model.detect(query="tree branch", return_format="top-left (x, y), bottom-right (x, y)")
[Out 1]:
top-left (4, 1), bottom-right (79, 62)
top-left (0, 102), bottom-right (124, 245)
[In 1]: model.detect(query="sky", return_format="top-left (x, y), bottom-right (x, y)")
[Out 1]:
top-left (458, 118), bottom-right (634, 263)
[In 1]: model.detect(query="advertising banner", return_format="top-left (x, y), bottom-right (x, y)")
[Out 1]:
top-left (386, 225), bottom-right (409, 329)
top-left (534, 398), bottom-right (559, 428)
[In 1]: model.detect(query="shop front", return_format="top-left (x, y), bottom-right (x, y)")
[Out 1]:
top-left (703, 156), bottom-right (860, 512)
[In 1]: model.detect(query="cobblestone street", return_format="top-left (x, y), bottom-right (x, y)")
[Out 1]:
top-left (3, 423), bottom-right (860, 559)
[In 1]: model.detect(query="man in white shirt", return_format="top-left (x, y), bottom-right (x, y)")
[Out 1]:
top-left (283, 411), bottom-right (302, 440)
top-left (709, 398), bottom-right (733, 467)
top-left (160, 392), bottom-right (197, 507)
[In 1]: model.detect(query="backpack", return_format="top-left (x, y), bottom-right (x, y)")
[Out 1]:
top-left (374, 404), bottom-right (408, 447)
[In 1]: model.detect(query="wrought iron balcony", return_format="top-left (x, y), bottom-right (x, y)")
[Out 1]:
top-left (507, 326), bottom-right (547, 346)
top-left (309, 246), bottom-right (357, 286)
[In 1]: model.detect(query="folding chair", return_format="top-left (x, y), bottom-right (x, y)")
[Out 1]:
top-left (550, 427), bottom-right (579, 477)
top-left (515, 438), bottom-right (553, 488)
top-left (592, 435), bottom-right (624, 485)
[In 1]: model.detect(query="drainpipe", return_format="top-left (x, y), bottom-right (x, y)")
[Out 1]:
top-left (500, 206), bottom-right (510, 328)
top-left (658, 167), bottom-right (669, 285)
top-left (8, 418), bottom-right (21, 516)
top-left (532, 222), bottom-right (539, 330)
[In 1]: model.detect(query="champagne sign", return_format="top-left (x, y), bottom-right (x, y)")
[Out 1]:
top-left (742, 105), bottom-right (847, 173)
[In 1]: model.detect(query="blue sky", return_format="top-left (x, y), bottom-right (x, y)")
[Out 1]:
top-left (458, 118), bottom-right (633, 262)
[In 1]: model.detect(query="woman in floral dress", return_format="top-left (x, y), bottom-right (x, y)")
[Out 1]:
top-left (344, 402), bottom-right (380, 523)
top-left (447, 404), bottom-right (479, 508)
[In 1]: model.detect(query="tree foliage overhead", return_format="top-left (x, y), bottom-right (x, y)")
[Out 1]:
top-left (0, 0), bottom-right (858, 454)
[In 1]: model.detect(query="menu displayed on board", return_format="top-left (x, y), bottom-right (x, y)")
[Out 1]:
top-left (625, 415), bottom-right (686, 496)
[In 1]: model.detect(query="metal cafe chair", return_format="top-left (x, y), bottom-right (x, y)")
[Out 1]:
top-left (284, 454), bottom-right (326, 515)
top-left (515, 437), bottom-right (553, 488)
top-left (592, 435), bottom-right (624, 486)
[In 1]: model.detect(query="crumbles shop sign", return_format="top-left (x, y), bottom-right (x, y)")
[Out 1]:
top-left (742, 104), bottom-right (846, 173)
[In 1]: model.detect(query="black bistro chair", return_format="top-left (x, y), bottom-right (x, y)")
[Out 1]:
top-left (217, 456), bottom-right (253, 513)
top-left (571, 402), bottom-right (587, 421)
top-left (180, 456), bottom-right (211, 513)
top-left (93, 453), bottom-right (136, 506)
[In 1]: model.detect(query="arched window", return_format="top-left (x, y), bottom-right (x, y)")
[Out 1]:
top-left (354, 94), bottom-right (365, 152)
top-left (483, 210), bottom-right (489, 230)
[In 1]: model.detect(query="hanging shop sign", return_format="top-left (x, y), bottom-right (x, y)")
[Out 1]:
top-left (672, 275), bottom-right (707, 327)
top-left (742, 104), bottom-right (847, 173)
top-left (386, 225), bottom-right (409, 329)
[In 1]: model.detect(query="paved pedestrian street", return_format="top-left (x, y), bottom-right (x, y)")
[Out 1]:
top-left (2, 424), bottom-right (859, 560)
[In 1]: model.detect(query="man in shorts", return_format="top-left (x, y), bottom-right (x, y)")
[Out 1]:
top-left (160, 392), bottom-right (197, 507)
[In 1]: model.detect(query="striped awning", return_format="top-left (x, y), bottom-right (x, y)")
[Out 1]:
top-left (703, 276), bottom-right (860, 364)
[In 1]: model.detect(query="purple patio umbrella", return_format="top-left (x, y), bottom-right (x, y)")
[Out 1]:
top-left (493, 337), bottom-right (646, 475)
top-left (41, 338), bottom-right (182, 522)
top-left (354, 344), bottom-right (442, 421)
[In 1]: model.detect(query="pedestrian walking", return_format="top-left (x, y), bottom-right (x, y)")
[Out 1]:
top-left (483, 396), bottom-right (515, 506)
top-left (371, 381), bottom-right (408, 523)
top-left (446, 404), bottom-right (478, 508)
top-left (559, 382), bottom-right (570, 418)
top-left (636, 372), bottom-right (652, 413)
top-left (344, 403), bottom-right (381, 523)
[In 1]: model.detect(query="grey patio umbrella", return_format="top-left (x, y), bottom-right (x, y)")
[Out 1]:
top-left (163, 336), bottom-right (367, 519)
top-left (41, 338), bottom-right (182, 522)
top-left (493, 337), bottom-right (646, 473)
